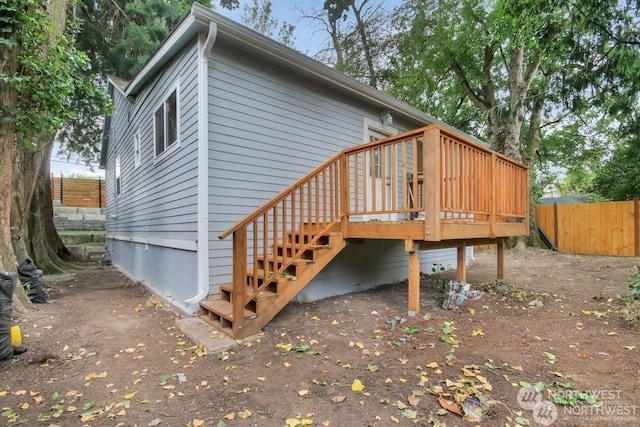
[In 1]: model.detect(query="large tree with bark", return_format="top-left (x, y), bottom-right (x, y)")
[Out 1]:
top-left (0, 0), bottom-right (106, 315)
top-left (1, 0), bottom-right (243, 316)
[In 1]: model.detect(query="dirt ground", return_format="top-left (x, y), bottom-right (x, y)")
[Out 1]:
top-left (1, 248), bottom-right (639, 427)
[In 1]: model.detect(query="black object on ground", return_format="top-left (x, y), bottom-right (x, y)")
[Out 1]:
top-left (538, 226), bottom-right (558, 251)
top-left (17, 259), bottom-right (49, 304)
top-left (0, 271), bottom-right (17, 361)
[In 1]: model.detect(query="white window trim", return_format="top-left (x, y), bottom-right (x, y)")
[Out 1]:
top-left (133, 128), bottom-right (141, 169)
top-left (153, 81), bottom-right (181, 164)
top-left (362, 117), bottom-right (398, 141)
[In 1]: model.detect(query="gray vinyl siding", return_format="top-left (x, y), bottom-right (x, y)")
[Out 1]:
top-left (106, 237), bottom-right (197, 302)
top-left (104, 41), bottom-right (200, 300)
top-left (298, 243), bottom-right (473, 301)
top-left (206, 44), bottom-right (467, 295)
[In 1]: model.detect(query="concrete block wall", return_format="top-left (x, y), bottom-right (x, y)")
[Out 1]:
top-left (53, 207), bottom-right (106, 231)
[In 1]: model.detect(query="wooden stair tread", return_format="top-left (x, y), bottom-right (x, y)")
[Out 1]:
top-left (247, 269), bottom-right (297, 282)
top-left (258, 256), bottom-right (315, 265)
top-left (200, 299), bottom-right (255, 320)
top-left (197, 316), bottom-right (233, 335)
top-left (277, 242), bottom-right (330, 249)
top-left (219, 284), bottom-right (279, 300)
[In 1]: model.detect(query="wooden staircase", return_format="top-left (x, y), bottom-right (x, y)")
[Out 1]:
top-left (199, 124), bottom-right (529, 339)
top-left (200, 230), bottom-right (346, 338)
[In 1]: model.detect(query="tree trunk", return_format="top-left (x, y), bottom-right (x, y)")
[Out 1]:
top-left (40, 149), bottom-right (76, 263)
top-left (28, 143), bottom-right (79, 274)
top-left (350, 1), bottom-right (376, 88)
top-left (0, 24), bottom-right (19, 273)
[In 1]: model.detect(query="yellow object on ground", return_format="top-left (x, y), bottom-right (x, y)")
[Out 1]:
top-left (11, 325), bottom-right (21, 347)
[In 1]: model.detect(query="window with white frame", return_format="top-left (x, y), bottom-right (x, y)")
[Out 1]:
top-left (115, 157), bottom-right (122, 196)
top-left (154, 86), bottom-right (178, 156)
top-left (133, 129), bottom-right (141, 168)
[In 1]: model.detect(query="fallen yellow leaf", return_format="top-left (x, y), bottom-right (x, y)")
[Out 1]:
top-left (124, 392), bottom-right (137, 399)
top-left (20, 402), bottom-right (30, 409)
top-left (298, 389), bottom-right (309, 396)
top-left (192, 420), bottom-right (205, 427)
top-left (117, 408), bottom-right (126, 416)
top-left (408, 395), bottom-right (420, 406)
top-left (331, 320), bottom-right (339, 325)
top-left (223, 412), bottom-right (236, 420)
top-left (332, 395), bottom-right (346, 403)
top-left (608, 331), bottom-right (618, 336)
top-left (351, 379), bottom-right (365, 392)
top-left (0, 391), bottom-right (7, 396)
top-left (472, 329), bottom-right (484, 337)
top-left (239, 409), bottom-right (251, 419)
top-left (426, 362), bottom-right (439, 369)
top-left (286, 419), bottom-right (301, 427)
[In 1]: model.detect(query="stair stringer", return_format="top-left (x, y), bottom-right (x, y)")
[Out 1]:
top-left (239, 234), bottom-right (347, 337)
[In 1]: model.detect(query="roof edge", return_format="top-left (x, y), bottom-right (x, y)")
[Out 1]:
top-left (122, 3), bottom-right (487, 146)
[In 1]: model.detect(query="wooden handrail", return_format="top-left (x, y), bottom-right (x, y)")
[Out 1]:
top-left (220, 124), bottom-right (529, 241)
top-left (218, 124), bottom-right (529, 333)
top-left (218, 151), bottom-right (344, 240)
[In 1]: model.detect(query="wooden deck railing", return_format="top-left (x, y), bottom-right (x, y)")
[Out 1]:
top-left (219, 124), bottom-right (528, 320)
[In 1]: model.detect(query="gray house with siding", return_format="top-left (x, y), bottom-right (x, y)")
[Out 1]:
top-left (100, 4), bottom-right (483, 320)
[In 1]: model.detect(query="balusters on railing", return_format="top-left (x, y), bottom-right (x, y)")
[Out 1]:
top-left (223, 124), bottom-right (529, 333)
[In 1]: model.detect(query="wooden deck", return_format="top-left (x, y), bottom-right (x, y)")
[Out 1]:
top-left (207, 124), bottom-right (529, 338)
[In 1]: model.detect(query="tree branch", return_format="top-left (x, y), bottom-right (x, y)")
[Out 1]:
top-left (449, 55), bottom-right (490, 111)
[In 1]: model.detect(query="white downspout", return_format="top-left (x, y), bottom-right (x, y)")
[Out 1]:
top-left (185, 22), bottom-right (217, 308)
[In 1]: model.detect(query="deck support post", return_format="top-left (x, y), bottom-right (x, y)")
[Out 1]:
top-left (232, 229), bottom-right (247, 339)
top-left (406, 240), bottom-right (420, 316)
top-left (497, 238), bottom-right (505, 281)
top-left (456, 243), bottom-right (466, 282)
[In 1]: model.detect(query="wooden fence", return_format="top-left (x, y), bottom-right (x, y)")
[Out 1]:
top-left (50, 176), bottom-right (105, 208)
top-left (536, 200), bottom-right (640, 257)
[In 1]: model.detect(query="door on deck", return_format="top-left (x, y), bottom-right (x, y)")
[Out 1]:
top-left (364, 129), bottom-right (398, 221)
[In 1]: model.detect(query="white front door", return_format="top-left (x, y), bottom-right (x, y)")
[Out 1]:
top-left (364, 129), bottom-right (397, 221)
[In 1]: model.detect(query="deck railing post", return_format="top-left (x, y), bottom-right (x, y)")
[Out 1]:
top-left (489, 154), bottom-right (496, 238)
top-left (635, 198), bottom-right (639, 257)
top-left (524, 169), bottom-right (530, 236)
top-left (340, 154), bottom-right (349, 237)
top-left (232, 228), bottom-right (247, 338)
top-left (423, 127), bottom-right (441, 241)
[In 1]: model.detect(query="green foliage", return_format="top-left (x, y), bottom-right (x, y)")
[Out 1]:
top-left (628, 267), bottom-right (640, 300)
top-left (319, 0), bottom-right (391, 88)
top-left (593, 140), bottom-right (640, 200)
top-left (0, 0), bottom-right (110, 150)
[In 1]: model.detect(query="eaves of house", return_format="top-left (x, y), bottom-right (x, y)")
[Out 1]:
top-left (103, 3), bottom-right (486, 150)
